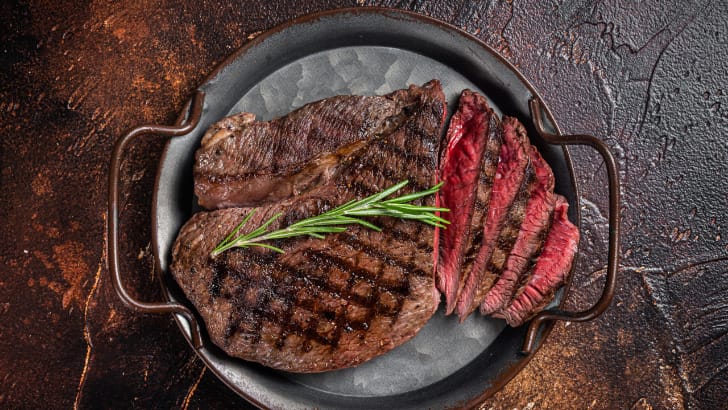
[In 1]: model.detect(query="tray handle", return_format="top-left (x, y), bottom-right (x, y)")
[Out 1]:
top-left (521, 98), bottom-right (621, 354)
top-left (108, 91), bottom-right (206, 348)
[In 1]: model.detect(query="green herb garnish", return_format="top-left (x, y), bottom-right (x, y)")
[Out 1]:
top-left (210, 180), bottom-right (449, 257)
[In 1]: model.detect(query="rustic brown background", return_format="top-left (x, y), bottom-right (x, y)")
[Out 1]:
top-left (1, 0), bottom-right (727, 408)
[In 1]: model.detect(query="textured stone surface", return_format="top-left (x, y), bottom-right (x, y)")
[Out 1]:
top-left (1, 0), bottom-right (726, 408)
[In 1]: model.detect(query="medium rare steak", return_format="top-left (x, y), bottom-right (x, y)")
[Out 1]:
top-left (194, 84), bottom-right (427, 209)
top-left (455, 116), bottom-right (532, 319)
top-left (171, 81), bottom-right (446, 372)
top-left (493, 196), bottom-right (578, 326)
top-left (454, 109), bottom-right (502, 319)
top-left (479, 146), bottom-right (555, 314)
top-left (437, 90), bottom-right (492, 314)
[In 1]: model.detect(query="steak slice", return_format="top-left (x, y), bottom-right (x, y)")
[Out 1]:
top-left (479, 146), bottom-right (556, 314)
top-left (171, 80), bottom-right (447, 372)
top-left (437, 90), bottom-right (492, 314)
top-left (454, 111), bottom-right (502, 319)
top-left (493, 196), bottom-right (578, 326)
top-left (194, 83), bottom-right (431, 209)
top-left (456, 116), bottom-right (531, 319)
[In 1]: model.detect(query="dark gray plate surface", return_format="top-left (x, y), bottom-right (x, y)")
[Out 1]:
top-left (153, 8), bottom-right (578, 409)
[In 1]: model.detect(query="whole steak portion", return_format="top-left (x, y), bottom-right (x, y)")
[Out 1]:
top-left (172, 81), bottom-right (446, 372)
top-left (194, 84), bottom-right (427, 209)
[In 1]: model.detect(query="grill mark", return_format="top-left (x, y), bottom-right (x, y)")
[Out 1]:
top-left (208, 203), bottom-right (432, 348)
top-left (403, 114), bottom-right (441, 145)
top-left (481, 131), bottom-right (503, 176)
top-left (340, 233), bottom-right (429, 278)
top-left (371, 137), bottom-right (434, 170)
top-left (388, 224), bottom-right (433, 253)
top-left (223, 258), bottom-right (350, 349)
top-left (489, 166), bottom-right (535, 265)
top-left (246, 299), bottom-right (337, 348)
top-left (302, 249), bottom-right (380, 294)
top-left (279, 197), bottom-right (334, 228)
top-left (508, 206), bottom-right (556, 303)
top-left (473, 164), bottom-right (536, 306)
top-left (347, 180), bottom-right (378, 198)
top-left (473, 197), bottom-right (488, 212)
top-left (462, 228), bottom-right (484, 266)
top-left (472, 169), bottom-right (499, 209)
top-left (488, 222), bottom-right (521, 272)
top-left (208, 264), bottom-right (222, 298)
top-left (273, 298), bottom-right (295, 349)
top-left (305, 249), bottom-right (410, 298)
top-left (214, 252), bottom-right (309, 345)
top-left (317, 247), bottom-right (409, 343)
top-left (353, 156), bottom-right (430, 193)
top-left (283, 318), bottom-right (336, 347)
top-left (482, 145), bottom-right (500, 163)
top-left (217, 244), bottom-right (416, 351)
top-left (461, 121), bottom-right (503, 277)
top-left (345, 179), bottom-right (430, 205)
top-left (477, 117), bottom-right (503, 183)
top-left (469, 119), bottom-right (503, 220)
top-left (297, 249), bottom-right (410, 349)
top-left (246, 289), bottom-right (269, 345)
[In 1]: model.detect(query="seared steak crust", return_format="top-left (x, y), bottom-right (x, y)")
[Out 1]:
top-left (172, 81), bottom-right (446, 372)
top-left (194, 86), bottom-right (424, 209)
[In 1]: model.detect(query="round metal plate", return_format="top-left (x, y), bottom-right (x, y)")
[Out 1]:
top-left (153, 8), bottom-right (579, 409)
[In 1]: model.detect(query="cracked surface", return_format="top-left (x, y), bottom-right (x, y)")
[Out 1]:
top-left (1, 0), bottom-right (726, 408)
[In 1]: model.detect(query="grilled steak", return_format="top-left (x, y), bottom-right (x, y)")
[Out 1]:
top-left (173, 78), bottom-right (581, 374)
top-left (479, 146), bottom-right (556, 314)
top-left (493, 196), bottom-right (578, 326)
top-left (194, 85), bottom-right (426, 209)
top-left (437, 90), bottom-right (492, 314)
top-left (171, 81), bottom-right (446, 372)
top-left (454, 110), bottom-right (502, 320)
top-left (455, 117), bottom-right (532, 318)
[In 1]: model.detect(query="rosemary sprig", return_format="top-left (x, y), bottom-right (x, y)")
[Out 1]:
top-left (210, 180), bottom-right (449, 257)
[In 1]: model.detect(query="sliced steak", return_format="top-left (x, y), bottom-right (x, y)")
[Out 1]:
top-left (456, 116), bottom-right (531, 319)
top-left (479, 146), bottom-right (556, 314)
top-left (493, 196), bottom-right (578, 326)
top-left (453, 111), bottom-right (502, 319)
top-left (194, 83), bottom-right (431, 209)
top-left (437, 90), bottom-right (492, 314)
top-left (171, 80), bottom-right (447, 372)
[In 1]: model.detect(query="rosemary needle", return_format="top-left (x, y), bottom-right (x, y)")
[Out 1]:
top-left (210, 180), bottom-right (449, 257)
